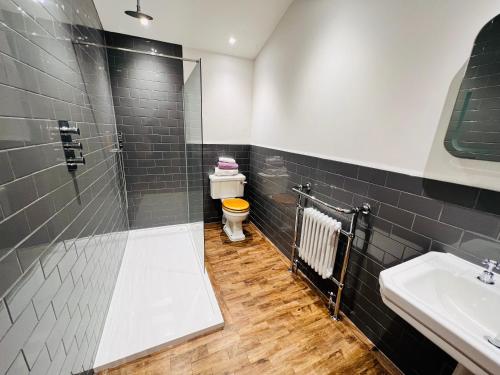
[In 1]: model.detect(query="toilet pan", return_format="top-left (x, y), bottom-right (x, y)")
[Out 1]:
top-left (221, 198), bottom-right (250, 241)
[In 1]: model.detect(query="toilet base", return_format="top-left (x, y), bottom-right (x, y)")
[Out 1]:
top-left (221, 208), bottom-right (248, 242)
top-left (223, 223), bottom-right (246, 242)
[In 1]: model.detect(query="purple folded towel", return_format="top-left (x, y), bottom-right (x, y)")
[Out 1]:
top-left (218, 161), bottom-right (239, 170)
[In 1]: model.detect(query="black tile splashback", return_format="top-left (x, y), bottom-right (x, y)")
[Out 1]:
top-left (0, 1), bottom-right (128, 374)
top-left (202, 144), bottom-right (250, 223)
top-left (248, 144), bottom-right (500, 375)
top-left (105, 31), bottom-right (188, 229)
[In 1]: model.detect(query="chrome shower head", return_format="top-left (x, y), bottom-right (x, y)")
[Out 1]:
top-left (125, 0), bottom-right (153, 24)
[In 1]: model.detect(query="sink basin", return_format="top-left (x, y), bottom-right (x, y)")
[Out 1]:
top-left (379, 251), bottom-right (500, 375)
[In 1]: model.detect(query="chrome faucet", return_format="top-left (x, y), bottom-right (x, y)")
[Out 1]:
top-left (477, 259), bottom-right (499, 285)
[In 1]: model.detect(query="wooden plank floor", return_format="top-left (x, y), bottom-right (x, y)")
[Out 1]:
top-left (99, 223), bottom-right (400, 375)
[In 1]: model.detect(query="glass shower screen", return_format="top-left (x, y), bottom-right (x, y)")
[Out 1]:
top-left (183, 62), bottom-right (205, 269)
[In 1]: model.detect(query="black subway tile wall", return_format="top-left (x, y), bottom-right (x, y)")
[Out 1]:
top-left (0, 1), bottom-right (128, 375)
top-left (202, 144), bottom-right (250, 223)
top-left (186, 144), bottom-right (204, 223)
top-left (248, 145), bottom-right (500, 375)
top-left (105, 31), bottom-right (188, 229)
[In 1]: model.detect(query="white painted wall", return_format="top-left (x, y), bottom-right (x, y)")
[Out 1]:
top-left (251, 0), bottom-right (500, 185)
top-left (183, 48), bottom-right (253, 144)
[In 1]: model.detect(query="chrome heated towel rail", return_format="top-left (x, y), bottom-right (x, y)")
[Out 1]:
top-left (289, 183), bottom-right (370, 321)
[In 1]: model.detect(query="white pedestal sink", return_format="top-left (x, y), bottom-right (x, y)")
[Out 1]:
top-left (379, 252), bottom-right (500, 375)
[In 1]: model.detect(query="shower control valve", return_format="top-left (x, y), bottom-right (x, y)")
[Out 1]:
top-left (59, 120), bottom-right (85, 172)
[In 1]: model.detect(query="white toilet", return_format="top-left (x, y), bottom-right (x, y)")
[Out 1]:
top-left (209, 173), bottom-right (249, 241)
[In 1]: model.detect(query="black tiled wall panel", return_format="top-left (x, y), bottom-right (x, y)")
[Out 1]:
top-left (202, 144), bottom-right (250, 223)
top-left (186, 144), bottom-right (203, 222)
top-left (105, 31), bottom-right (188, 229)
top-left (0, 1), bottom-right (128, 375)
top-left (248, 145), bottom-right (500, 375)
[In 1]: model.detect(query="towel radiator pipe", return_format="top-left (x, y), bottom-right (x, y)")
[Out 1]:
top-left (289, 183), bottom-right (370, 321)
top-left (289, 183), bottom-right (310, 274)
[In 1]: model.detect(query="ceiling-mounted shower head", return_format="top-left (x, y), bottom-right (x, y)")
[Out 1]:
top-left (125, 0), bottom-right (153, 25)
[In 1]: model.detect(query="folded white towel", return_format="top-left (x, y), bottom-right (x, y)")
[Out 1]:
top-left (218, 157), bottom-right (235, 163)
top-left (214, 167), bottom-right (238, 176)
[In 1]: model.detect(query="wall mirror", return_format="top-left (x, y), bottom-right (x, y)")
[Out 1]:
top-left (445, 15), bottom-right (500, 161)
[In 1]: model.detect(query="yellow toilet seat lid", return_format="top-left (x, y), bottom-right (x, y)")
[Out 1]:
top-left (222, 198), bottom-right (250, 212)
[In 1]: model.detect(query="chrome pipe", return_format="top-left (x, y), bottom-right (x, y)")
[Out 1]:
top-left (332, 231), bottom-right (354, 321)
top-left (73, 40), bottom-right (200, 63)
top-left (292, 187), bottom-right (357, 214)
top-left (289, 185), bottom-right (304, 274)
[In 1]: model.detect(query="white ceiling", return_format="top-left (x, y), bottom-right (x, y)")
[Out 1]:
top-left (93, 0), bottom-right (294, 59)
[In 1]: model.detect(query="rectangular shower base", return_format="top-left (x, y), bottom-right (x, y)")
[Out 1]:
top-left (93, 224), bottom-right (224, 372)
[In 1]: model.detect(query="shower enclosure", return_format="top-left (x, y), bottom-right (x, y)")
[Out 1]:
top-left (79, 34), bottom-right (222, 371)
top-left (0, 1), bottom-right (217, 373)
